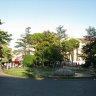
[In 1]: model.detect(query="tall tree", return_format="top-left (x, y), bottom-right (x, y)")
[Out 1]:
top-left (2, 46), bottom-right (12, 63)
top-left (15, 27), bottom-right (31, 55)
top-left (56, 25), bottom-right (67, 43)
top-left (0, 30), bottom-right (12, 60)
top-left (82, 26), bottom-right (96, 67)
top-left (0, 20), bottom-right (12, 45)
top-left (62, 38), bottom-right (79, 63)
top-left (86, 26), bottom-right (96, 37)
top-left (0, 20), bottom-right (12, 68)
top-left (0, 30), bottom-right (12, 45)
top-left (30, 31), bottom-right (63, 68)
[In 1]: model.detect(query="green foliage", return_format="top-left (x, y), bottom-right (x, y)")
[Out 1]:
top-left (23, 55), bottom-right (36, 67)
top-left (0, 24), bottom-right (12, 61)
top-left (4, 69), bottom-right (27, 77)
top-left (15, 29), bottom-right (69, 68)
top-left (28, 31), bottom-right (58, 46)
top-left (82, 41), bottom-right (96, 67)
top-left (86, 26), bottom-right (96, 37)
top-left (35, 42), bottom-right (63, 63)
top-left (0, 30), bottom-right (12, 45)
top-left (56, 25), bottom-right (67, 39)
top-left (28, 33), bottom-right (43, 45)
top-left (82, 26), bottom-right (96, 67)
top-left (49, 45), bottom-right (63, 61)
top-left (62, 38), bottom-right (79, 49)
top-left (62, 38), bottom-right (79, 62)
top-left (15, 27), bottom-right (32, 55)
top-left (62, 39), bottom-right (79, 53)
top-left (33, 31), bottom-right (63, 67)
top-left (2, 57), bottom-right (8, 62)
top-left (2, 46), bottom-right (12, 62)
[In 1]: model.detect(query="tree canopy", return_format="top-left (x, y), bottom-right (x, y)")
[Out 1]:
top-left (0, 30), bottom-right (12, 45)
top-left (0, 22), bottom-right (12, 63)
top-left (15, 27), bottom-right (32, 55)
top-left (82, 26), bottom-right (96, 67)
top-left (86, 26), bottom-right (96, 37)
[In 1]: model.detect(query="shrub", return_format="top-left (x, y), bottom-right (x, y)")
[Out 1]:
top-left (23, 55), bottom-right (36, 67)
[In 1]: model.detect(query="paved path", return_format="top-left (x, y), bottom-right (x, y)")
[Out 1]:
top-left (0, 75), bottom-right (96, 96)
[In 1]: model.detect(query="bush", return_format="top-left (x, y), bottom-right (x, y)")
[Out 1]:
top-left (23, 55), bottom-right (36, 67)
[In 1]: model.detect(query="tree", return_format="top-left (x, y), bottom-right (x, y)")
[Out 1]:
top-left (0, 20), bottom-right (12, 45)
top-left (30, 31), bottom-right (63, 68)
top-left (56, 25), bottom-right (67, 46)
top-left (82, 41), bottom-right (96, 67)
top-left (27, 33), bottom-right (44, 47)
top-left (85, 26), bottom-right (96, 37)
top-left (2, 46), bottom-right (12, 63)
top-left (0, 30), bottom-right (12, 45)
top-left (82, 26), bottom-right (96, 67)
top-left (15, 27), bottom-right (31, 55)
top-left (23, 55), bottom-right (36, 67)
top-left (0, 20), bottom-right (12, 68)
top-left (62, 38), bottom-right (79, 63)
top-left (56, 25), bottom-right (67, 39)
top-left (0, 30), bottom-right (12, 61)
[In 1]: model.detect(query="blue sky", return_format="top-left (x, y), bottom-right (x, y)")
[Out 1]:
top-left (0, 0), bottom-right (96, 49)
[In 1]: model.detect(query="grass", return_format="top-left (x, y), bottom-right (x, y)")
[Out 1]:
top-left (3, 68), bottom-right (50, 78)
top-left (3, 67), bottom-right (96, 80)
top-left (4, 68), bottom-right (27, 77)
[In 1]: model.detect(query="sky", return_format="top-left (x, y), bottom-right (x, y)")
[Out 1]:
top-left (0, 0), bottom-right (96, 49)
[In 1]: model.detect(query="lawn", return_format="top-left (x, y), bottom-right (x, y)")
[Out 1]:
top-left (3, 68), bottom-right (51, 78)
top-left (4, 68), bottom-right (27, 77)
top-left (3, 67), bottom-right (96, 79)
